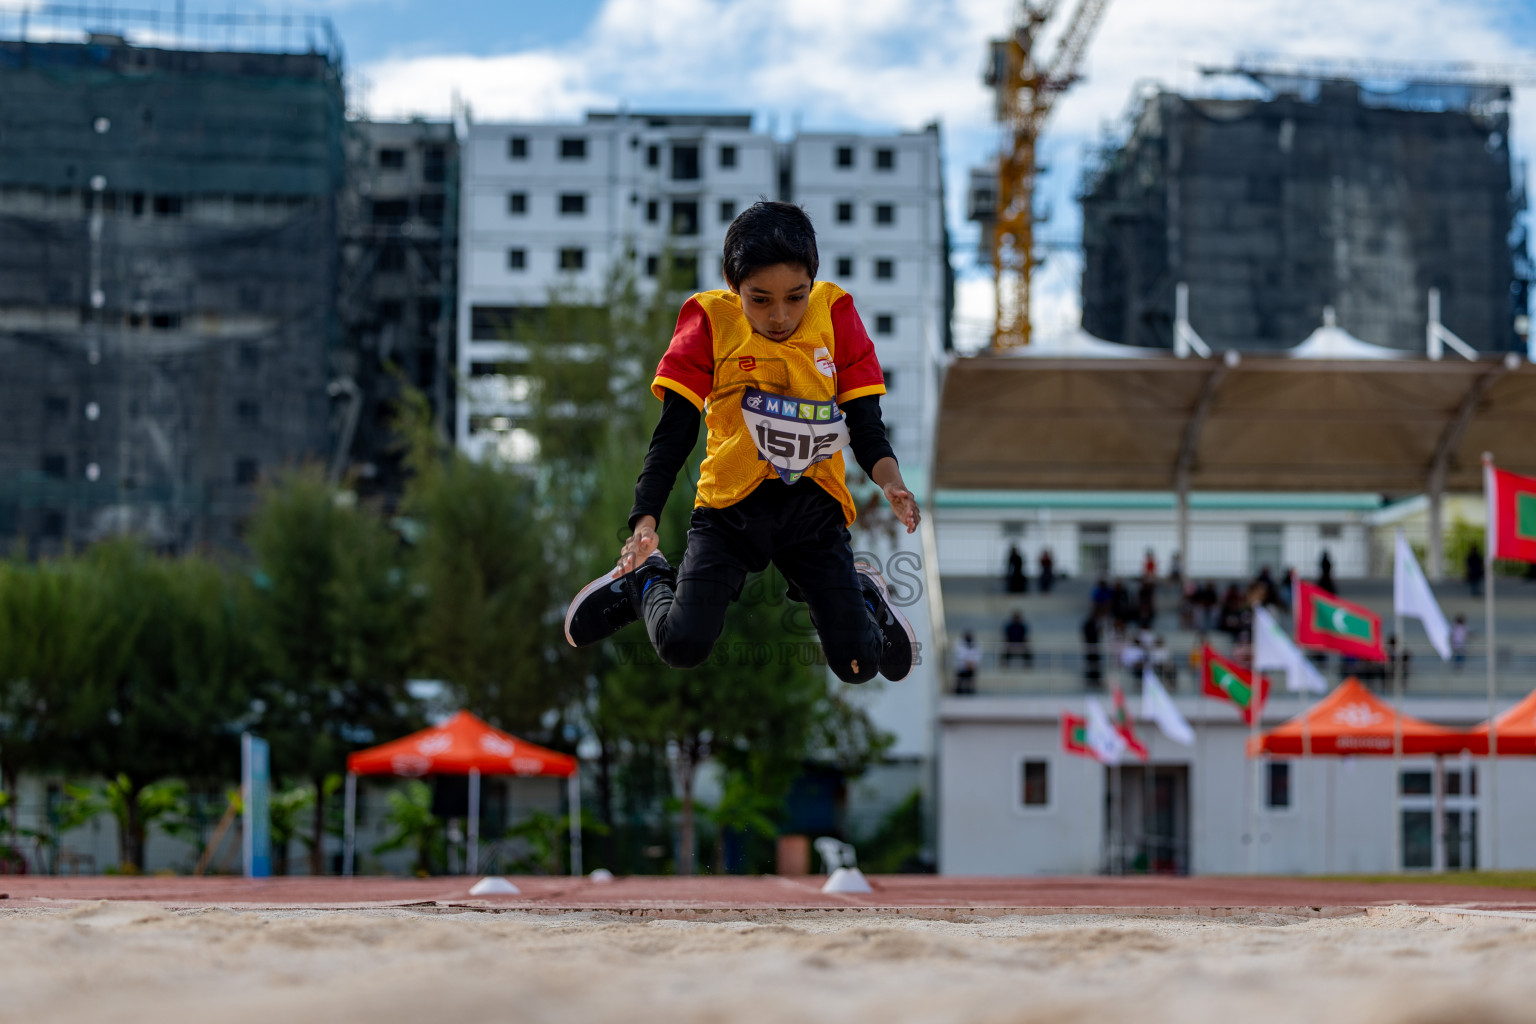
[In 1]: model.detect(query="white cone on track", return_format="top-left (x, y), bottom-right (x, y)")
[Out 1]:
top-left (589, 868), bottom-right (615, 883)
top-left (821, 867), bottom-right (873, 894)
top-left (468, 876), bottom-right (521, 895)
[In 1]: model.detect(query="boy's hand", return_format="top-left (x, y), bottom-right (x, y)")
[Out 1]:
top-left (884, 481), bottom-right (921, 535)
top-left (615, 516), bottom-right (659, 576)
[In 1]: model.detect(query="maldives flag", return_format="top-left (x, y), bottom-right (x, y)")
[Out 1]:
top-left (1294, 579), bottom-right (1386, 661)
top-left (1201, 646), bottom-right (1270, 725)
top-left (1112, 685), bottom-right (1149, 760)
top-left (1062, 714), bottom-right (1094, 758)
top-left (1486, 463), bottom-right (1536, 564)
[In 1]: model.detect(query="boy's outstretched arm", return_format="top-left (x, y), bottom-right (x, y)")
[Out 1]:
top-left (842, 396), bottom-right (920, 534)
top-left (617, 389), bottom-right (701, 575)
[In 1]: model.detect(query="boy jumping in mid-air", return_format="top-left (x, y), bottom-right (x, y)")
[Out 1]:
top-left (565, 200), bottom-right (918, 683)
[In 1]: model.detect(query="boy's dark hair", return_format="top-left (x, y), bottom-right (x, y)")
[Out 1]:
top-left (721, 200), bottom-right (818, 288)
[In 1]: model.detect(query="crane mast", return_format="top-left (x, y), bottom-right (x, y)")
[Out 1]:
top-left (985, 0), bottom-right (1110, 349)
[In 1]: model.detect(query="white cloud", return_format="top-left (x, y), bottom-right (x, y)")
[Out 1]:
top-left (356, 0), bottom-right (1535, 339)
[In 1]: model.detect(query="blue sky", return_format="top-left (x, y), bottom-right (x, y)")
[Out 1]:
top-left (4, 0), bottom-right (1532, 348)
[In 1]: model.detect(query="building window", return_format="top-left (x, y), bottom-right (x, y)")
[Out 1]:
top-left (423, 145), bottom-right (446, 183)
top-left (875, 313), bottom-right (895, 335)
top-left (1021, 759), bottom-right (1049, 807)
top-left (671, 144), bottom-right (700, 181)
top-left (377, 148), bottom-right (405, 169)
top-left (646, 143), bottom-right (659, 168)
top-left (41, 510), bottom-right (64, 538)
top-left (670, 199), bottom-right (699, 236)
top-left (559, 247), bottom-right (586, 271)
top-left (835, 145), bottom-right (854, 168)
top-left (1321, 523), bottom-right (1343, 539)
top-left (236, 458), bottom-right (259, 486)
top-left (41, 454), bottom-right (66, 479)
top-left (883, 368), bottom-right (895, 390)
top-left (508, 135), bottom-right (528, 159)
top-left (377, 244), bottom-right (406, 272)
top-left (875, 147), bottom-right (895, 170)
top-left (44, 395), bottom-right (69, 419)
top-left (646, 199), bottom-right (659, 223)
top-left (417, 194), bottom-right (445, 223)
top-left (645, 254), bottom-right (659, 278)
top-left (149, 313), bottom-right (181, 330)
top-left (835, 256), bottom-right (854, 278)
top-left (1266, 762), bottom-right (1291, 809)
top-left (875, 258), bottom-right (894, 280)
top-left (874, 202), bottom-right (895, 225)
top-left (559, 192), bottom-right (587, 215)
top-left (507, 248), bottom-right (526, 270)
top-left (719, 199), bottom-right (736, 223)
top-left (672, 253), bottom-right (699, 290)
top-left (836, 201), bottom-right (854, 224)
top-left (238, 344), bottom-right (260, 370)
top-left (236, 399), bottom-right (260, 427)
top-left (719, 144), bottom-right (738, 169)
top-left (153, 194), bottom-right (182, 217)
top-left (372, 199), bottom-right (408, 225)
top-left (508, 192), bottom-right (527, 215)
top-left (378, 300), bottom-right (403, 324)
top-left (559, 136), bottom-right (587, 160)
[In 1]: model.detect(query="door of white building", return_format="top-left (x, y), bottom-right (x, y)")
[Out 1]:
top-left (1104, 764), bottom-right (1190, 876)
top-left (1400, 763), bottom-right (1477, 870)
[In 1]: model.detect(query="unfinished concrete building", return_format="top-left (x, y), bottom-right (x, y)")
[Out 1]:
top-left (339, 120), bottom-right (458, 503)
top-left (1080, 75), bottom-right (1527, 353)
top-left (0, 28), bottom-right (345, 554)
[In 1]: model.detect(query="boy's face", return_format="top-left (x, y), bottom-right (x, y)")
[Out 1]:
top-left (729, 262), bottom-right (813, 342)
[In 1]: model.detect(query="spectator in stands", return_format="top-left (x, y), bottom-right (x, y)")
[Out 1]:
top-left (1005, 544), bottom-right (1027, 594)
top-left (1091, 577), bottom-right (1112, 621)
top-left (1452, 614), bottom-right (1468, 670)
top-left (1318, 549), bottom-right (1336, 595)
top-left (1467, 544), bottom-right (1485, 597)
top-left (1119, 634), bottom-right (1146, 684)
top-left (1143, 549), bottom-right (1157, 580)
top-left (1082, 615), bottom-right (1103, 689)
top-left (1111, 580), bottom-right (1133, 637)
top-left (1136, 576), bottom-right (1157, 629)
top-left (1249, 566), bottom-right (1281, 608)
top-left (954, 631), bottom-right (980, 694)
top-left (1039, 548), bottom-right (1056, 593)
top-left (1218, 584), bottom-right (1247, 639)
top-left (1387, 634), bottom-right (1411, 688)
top-left (1002, 610), bottom-right (1031, 668)
top-left (1169, 550), bottom-right (1183, 585)
top-left (1195, 581), bottom-right (1218, 632)
top-left (1178, 578), bottom-right (1197, 631)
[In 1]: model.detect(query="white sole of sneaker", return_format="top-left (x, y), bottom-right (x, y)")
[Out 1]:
top-left (855, 563), bottom-right (917, 674)
top-left (563, 567), bottom-right (626, 648)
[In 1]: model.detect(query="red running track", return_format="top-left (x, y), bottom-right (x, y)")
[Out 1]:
top-left (4, 874), bottom-right (1536, 915)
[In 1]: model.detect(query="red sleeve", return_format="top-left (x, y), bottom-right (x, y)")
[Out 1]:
top-left (651, 297), bottom-right (714, 410)
top-left (830, 293), bottom-right (887, 403)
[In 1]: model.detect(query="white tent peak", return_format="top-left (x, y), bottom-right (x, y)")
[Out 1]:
top-left (1002, 326), bottom-right (1162, 359)
top-left (1288, 307), bottom-right (1410, 360)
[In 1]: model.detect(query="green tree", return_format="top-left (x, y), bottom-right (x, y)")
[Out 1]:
top-left (248, 468), bottom-right (420, 875)
top-left (373, 779), bottom-right (442, 876)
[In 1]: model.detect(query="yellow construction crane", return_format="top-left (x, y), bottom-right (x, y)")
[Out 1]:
top-left (983, 0), bottom-right (1111, 349)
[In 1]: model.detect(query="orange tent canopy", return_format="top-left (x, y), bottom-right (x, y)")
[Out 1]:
top-left (346, 710), bottom-right (577, 778)
top-left (1466, 687), bottom-right (1536, 756)
top-left (1250, 678), bottom-right (1474, 757)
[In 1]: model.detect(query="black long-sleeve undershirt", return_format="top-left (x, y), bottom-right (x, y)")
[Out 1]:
top-left (627, 390), bottom-right (898, 531)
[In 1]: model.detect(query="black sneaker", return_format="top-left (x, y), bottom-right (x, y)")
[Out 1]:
top-left (564, 552), bottom-right (673, 648)
top-left (855, 563), bottom-right (916, 681)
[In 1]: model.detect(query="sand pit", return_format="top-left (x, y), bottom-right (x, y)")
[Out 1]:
top-left (5, 902), bottom-right (1536, 1024)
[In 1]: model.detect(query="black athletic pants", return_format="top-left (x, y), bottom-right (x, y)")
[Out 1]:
top-left (640, 478), bottom-right (882, 683)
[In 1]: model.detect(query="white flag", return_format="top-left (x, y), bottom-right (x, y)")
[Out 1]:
top-left (1253, 604), bottom-right (1328, 693)
top-left (1394, 529), bottom-right (1452, 661)
top-left (1141, 668), bottom-right (1194, 746)
top-left (1085, 696), bottom-right (1128, 765)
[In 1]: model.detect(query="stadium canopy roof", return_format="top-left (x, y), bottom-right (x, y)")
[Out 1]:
top-left (934, 350), bottom-right (1536, 496)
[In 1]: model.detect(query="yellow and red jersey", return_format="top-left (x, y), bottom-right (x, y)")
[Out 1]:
top-left (651, 280), bottom-right (886, 525)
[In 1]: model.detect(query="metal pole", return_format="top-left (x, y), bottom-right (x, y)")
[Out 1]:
top-left (1248, 708), bottom-right (1262, 875)
top-left (568, 772), bottom-right (583, 877)
top-left (1484, 453), bottom-right (1499, 870)
top-left (467, 768), bottom-right (480, 877)
top-left (342, 773), bottom-right (357, 877)
top-left (1433, 754), bottom-right (1447, 874)
top-left (1392, 608), bottom-right (1404, 873)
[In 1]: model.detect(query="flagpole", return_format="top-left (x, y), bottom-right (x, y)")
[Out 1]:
top-left (1483, 453), bottom-right (1499, 871)
top-left (1392, 605), bottom-right (1404, 874)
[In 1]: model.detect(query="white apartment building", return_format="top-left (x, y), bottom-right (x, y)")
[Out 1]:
top-left (457, 113), bottom-right (954, 847)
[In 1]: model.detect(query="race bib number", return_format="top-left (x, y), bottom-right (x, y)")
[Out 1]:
top-left (740, 387), bottom-right (850, 485)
